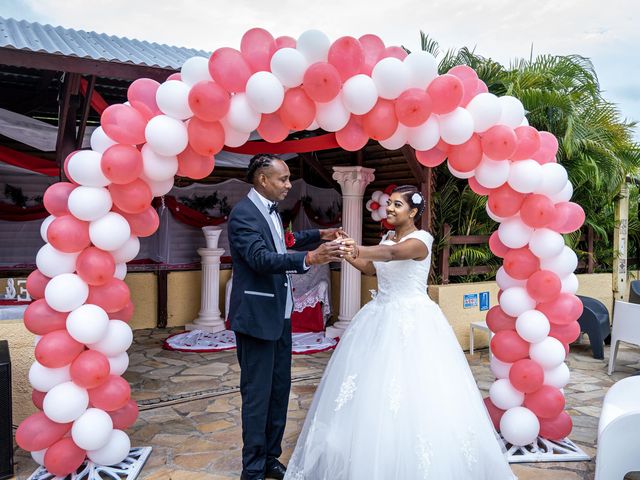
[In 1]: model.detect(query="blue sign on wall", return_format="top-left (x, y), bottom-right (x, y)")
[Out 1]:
top-left (463, 293), bottom-right (478, 309)
top-left (479, 291), bottom-right (490, 311)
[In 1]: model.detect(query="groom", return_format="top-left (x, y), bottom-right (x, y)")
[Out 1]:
top-left (227, 154), bottom-right (346, 480)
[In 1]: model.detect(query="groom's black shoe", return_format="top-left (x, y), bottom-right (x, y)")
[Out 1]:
top-left (265, 459), bottom-right (287, 480)
top-left (240, 473), bottom-right (264, 480)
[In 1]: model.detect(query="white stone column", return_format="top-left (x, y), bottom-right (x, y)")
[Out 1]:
top-left (187, 227), bottom-right (226, 333)
top-left (326, 166), bottom-right (375, 339)
top-left (613, 182), bottom-right (629, 300)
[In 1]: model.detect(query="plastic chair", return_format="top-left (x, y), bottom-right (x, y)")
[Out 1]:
top-left (595, 376), bottom-right (640, 479)
top-left (629, 280), bottom-right (640, 305)
top-left (577, 296), bottom-right (611, 360)
top-left (608, 300), bottom-right (640, 375)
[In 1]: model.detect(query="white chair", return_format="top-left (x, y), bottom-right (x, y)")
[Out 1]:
top-left (608, 300), bottom-right (640, 375)
top-left (470, 320), bottom-right (492, 356)
top-left (595, 376), bottom-right (640, 479)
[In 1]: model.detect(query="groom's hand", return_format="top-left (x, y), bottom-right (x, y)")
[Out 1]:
top-left (306, 242), bottom-right (347, 265)
top-left (319, 227), bottom-right (346, 241)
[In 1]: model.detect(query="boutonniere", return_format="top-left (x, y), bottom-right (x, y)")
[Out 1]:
top-left (285, 221), bottom-right (296, 248)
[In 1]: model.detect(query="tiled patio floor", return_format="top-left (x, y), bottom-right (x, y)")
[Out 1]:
top-left (12, 328), bottom-right (640, 480)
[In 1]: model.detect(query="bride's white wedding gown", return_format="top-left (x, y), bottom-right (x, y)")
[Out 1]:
top-left (285, 230), bottom-right (515, 479)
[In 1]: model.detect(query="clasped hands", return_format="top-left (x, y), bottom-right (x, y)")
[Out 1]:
top-left (306, 228), bottom-right (359, 265)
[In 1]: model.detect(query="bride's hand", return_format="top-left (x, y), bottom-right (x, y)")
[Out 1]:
top-left (336, 238), bottom-right (358, 259)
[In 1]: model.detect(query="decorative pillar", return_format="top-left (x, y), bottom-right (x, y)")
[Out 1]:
top-left (186, 226), bottom-right (225, 333)
top-left (326, 166), bottom-right (375, 339)
top-left (613, 182), bottom-right (629, 300)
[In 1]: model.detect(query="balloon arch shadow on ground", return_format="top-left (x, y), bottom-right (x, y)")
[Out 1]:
top-left (17, 27), bottom-right (588, 477)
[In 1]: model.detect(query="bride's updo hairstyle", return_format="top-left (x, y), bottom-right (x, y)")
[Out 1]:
top-left (392, 185), bottom-right (425, 221)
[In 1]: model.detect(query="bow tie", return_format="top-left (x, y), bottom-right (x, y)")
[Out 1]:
top-left (269, 202), bottom-right (279, 214)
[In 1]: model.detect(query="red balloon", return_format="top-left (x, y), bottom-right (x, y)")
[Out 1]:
top-left (336, 116), bottom-right (368, 151)
top-left (381, 46), bottom-right (407, 60)
top-left (15, 411), bottom-right (72, 451)
top-left (302, 62), bottom-right (342, 103)
top-left (109, 179), bottom-right (152, 215)
top-left (488, 184), bottom-right (525, 217)
top-left (448, 65), bottom-right (479, 107)
top-left (362, 99), bottom-right (398, 141)
top-left (47, 215), bottom-right (90, 253)
top-left (76, 247), bottom-right (116, 286)
top-left (176, 145), bottom-right (215, 180)
top-left (279, 87), bottom-right (316, 130)
top-left (188, 81), bottom-right (230, 121)
top-left (359, 34), bottom-right (385, 75)
top-left (108, 399), bottom-right (139, 430)
top-left (87, 278), bottom-right (131, 313)
top-left (483, 397), bottom-right (505, 431)
top-left (509, 359), bottom-right (545, 393)
top-left (511, 126), bottom-right (541, 161)
top-left (108, 300), bottom-right (135, 322)
top-left (32, 389), bottom-right (46, 410)
top-left (208, 47), bottom-right (252, 93)
top-left (520, 194), bottom-right (556, 228)
top-left (115, 206), bottom-right (160, 238)
top-left (127, 78), bottom-right (161, 117)
top-left (489, 231), bottom-right (511, 258)
top-left (524, 385), bottom-right (565, 419)
top-left (481, 125), bottom-right (517, 160)
top-left (395, 89), bottom-right (432, 127)
top-left (89, 375), bottom-right (131, 411)
top-left (468, 177), bottom-right (493, 196)
top-left (537, 293), bottom-right (583, 325)
top-left (448, 134), bottom-right (483, 172)
top-left (71, 350), bottom-right (111, 389)
top-left (26, 269), bottom-right (50, 300)
top-left (503, 247), bottom-right (540, 280)
top-left (44, 437), bottom-right (86, 477)
top-left (427, 74), bottom-right (464, 114)
top-left (539, 411), bottom-right (572, 440)
top-left (486, 306), bottom-right (516, 332)
top-left (328, 36), bottom-right (364, 82)
top-left (532, 131), bottom-right (559, 164)
top-left (43, 182), bottom-right (75, 216)
top-left (63, 153), bottom-right (78, 186)
top-left (187, 118), bottom-right (225, 156)
top-left (35, 329), bottom-right (85, 368)
top-left (415, 148), bottom-right (447, 168)
top-left (275, 36), bottom-right (296, 49)
top-left (549, 320), bottom-right (581, 344)
top-left (490, 330), bottom-right (530, 363)
top-left (257, 113), bottom-right (290, 143)
top-left (240, 28), bottom-right (277, 73)
top-left (526, 270), bottom-right (562, 303)
top-left (101, 144), bottom-right (143, 184)
top-left (101, 104), bottom-right (147, 145)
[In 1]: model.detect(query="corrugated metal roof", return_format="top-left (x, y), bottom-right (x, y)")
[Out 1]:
top-left (0, 17), bottom-right (210, 70)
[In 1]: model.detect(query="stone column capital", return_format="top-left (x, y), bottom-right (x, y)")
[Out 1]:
top-left (332, 166), bottom-right (376, 197)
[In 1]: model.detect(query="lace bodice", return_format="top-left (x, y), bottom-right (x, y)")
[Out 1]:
top-left (373, 229), bottom-right (434, 300)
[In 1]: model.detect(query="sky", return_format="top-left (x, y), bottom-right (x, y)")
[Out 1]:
top-left (2, 0), bottom-right (639, 139)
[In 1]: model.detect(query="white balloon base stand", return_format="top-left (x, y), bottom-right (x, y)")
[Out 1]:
top-left (28, 446), bottom-right (152, 480)
top-left (502, 436), bottom-right (589, 463)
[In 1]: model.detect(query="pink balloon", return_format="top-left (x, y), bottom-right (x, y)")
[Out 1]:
top-left (166, 73), bottom-right (181, 81)
top-left (486, 306), bottom-right (516, 332)
top-left (15, 412), bottom-right (72, 452)
top-left (509, 359), bottom-right (545, 393)
top-left (108, 300), bottom-right (134, 322)
top-left (547, 202), bottom-right (571, 231)
top-left (188, 81), bottom-right (230, 122)
top-left (109, 399), bottom-right (139, 430)
top-left (558, 202), bottom-right (584, 234)
top-left (275, 35), bottom-right (296, 49)
top-left (241, 28), bottom-right (277, 72)
top-left (26, 269), bottom-right (50, 299)
top-left (24, 299), bottom-right (68, 335)
top-left (362, 99), bottom-right (398, 141)
top-left (524, 385), bottom-right (565, 419)
top-left (44, 437), bottom-right (86, 477)
top-left (47, 215), bottom-right (91, 253)
top-left (448, 134), bottom-right (483, 172)
top-left (395, 89), bottom-right (433, 127)
top-left (487, 184), bottom-right (526, 217)
top-left (511, 126), bottom-right (541, 161)
top-left (302, 62), bottom-right (342, 103)
top-left (71, 350), bottom-right (111, 389)
top-left (32, 389), bottom-right (46, 410)
top-left (527, 270), bottom-right (562, 303)
top-left (43, 182), bottom-right (75, 216)
top-left (109, 178), bottom-right (152, 214)
top-left (436, 139), bottom-right (452, 154)
top-left (187, 118), bottom-right (225, 156)
top-left (127, 78), bottom-right (161, 118)
top-left (475, 80), bottom-right (489, 95)
top-left (484, 397), bottom-right (505, 431)
top-left (549, 320), bottom-right (581, 344)
top-left (336, 116), bottom-right (368, 151)
top-left (101, 145), bottom-right (143, 184)
top-left (537, 294), bottom-right (583, 326)
top-left (415, 148), bottom-right (447, 168)
top-left (257, 113), bottom-right (290, 143)
top-left (427, 74), bottom-right (464, 114)
top-left (208, 47), bottom-right (252, 93)
top-left (448, 65), bottom-right (479, 106)
top-left (35, 329), bottom-right (85, 368)
top-left (489, 231), bottom-right (511, 258)
top-left (328, 36), bottom-right (364, 82)
top-left (520, 194), bottom-right (556, 228)
top-left (359, 34), bottom-right (385, 75)
top-left (87, 278), bottom-right (131, 313)
top-left (468, 177), bottom-right (493, 196)
top-left (114, 206), bottom-right (159, 238)
top-left (76, 247), bottom-right (116, 286)
top-left (481, 125), bottom-right (517, 160)
top-left (101, 104), bottom-right (148, 145)
top-left (532, 131), bottom-right (559, 164)
top-left (177, 145), bottom-right (215, 180)
top-left (89, 375), bottom-right (131, 411)
top-left (504, 247), bottom-right (540, 280)
top-left (381, 46), bottom-right (407, 60)
top-left (491, 330), bottom-right (530, 363)
top-left (279, 88), bottom-right (316, 130)
top-left (539, 411), bottom-right (572, 440)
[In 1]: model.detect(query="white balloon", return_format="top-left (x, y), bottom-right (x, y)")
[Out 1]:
top-left (43, 381), bottom-right (89, 423)
top-left (67, 186), bottom-right (113, 222)
top-left (438, 108), bottom-right (474, 145)
top-left (465, 93), bottom-right (501, 133)
top-left (270, 48), bottom-right (307, 87)
top-left (40, 215), bottom-right (56, 243)
top-left (29, 361), bottom-right (71, 392)
top-left (516, 310), bottom-right (551, 343)
top-left (548, 180), bottom-right (573, 204)
top-left (140, 173), bottom-right (174, 197)
top-left (67, 150), bottom-right (110, 187)
top-left (496, 266), bottom-right (526, 290)
top-left (529, 228), bottom-right (565, 259)
top-left (475, 156), bottom-right (510, 189)
top-left (540, 246), bottom-right (578, 278)
top-left (379, 193), bottom-right (390, 205)
top-left (497, 96), bottom-right (525, 128)
top-left (297, 29), bottom-right (330, 63)
top-left (520, 117), bottom-right (530, 127)
top-left (44, 273), bottom-right (89, 312)
top-left (490, 356), bottom-right (513, 379)
top-left (156, 80), bottom-right (193, 120)
top-left (500, 406), bottom-right (540, 446)
top-left (141, 144), bottom-right (179, 182)
top-left (498, 216), bottom-right (534, 249)
top-left (111, 236), bottom-right (140, 264)
top-left (407, 117), bottom-right (440, 151)
top-left (114, 263), bottom-right (127, 280)
top-left (489, 378), bottom-right (524, 410)
top-left (67, 304), bottom-right (110, 344)
top-left (500, 286), bottom-right (536, 317)
top-left (144, 115), bottom-right (189, 156)
top-left (560, 273), bottom-right (579, 294)
top-left (90, 127), bottom-right (118, 153)
top-left (379, 124), bottom-right (409, 150)
top-left (180, 56), bottom-right (212, 86)
top-left (72, 408), bottom-right (113, 451)
top-left (36, 243), bottom-right (79, 277)
top-left (371, 57), bottom-right (409, 100)
top-left (90, 212), bottom-right (131, 251)
top-left (87, 429), bottom-right (131, 466)
top-left (544, 362), bottom-right (571, 388)
top-left (316, 95), bottom-right (350, 132)
top-left (88, 320), bottom-right (133, 356)
top-left (306, 120), bottom-right (319, 131)
top-left (31, 449), bottom-right (46, 466)
top-left (377, 205), bottom-right (387, 219)
top-left (371, 191), bottom-right (383, 203)
top-left (342, 74), bottom-right (378, 115)
top-left (108, 352), bottom-right (130, 376)
top-left (530, 336), bottom-right (566, 369)
top-left (371, 210), bottom-right (382, 222)
top-left (448, 162), bottom-right (475, 179)
top-left (536, 163), bottom-right (569, 196)
top-left (403, 51), bottom-right (438, 89)
top-left (245, 72), bottom-right (285, 114)
top-left (221, 118), bottom-right (251, 147)
top-left (508, 160), bottom-right (542, 193)
top-left (486, 203), bottom-right (510, 223)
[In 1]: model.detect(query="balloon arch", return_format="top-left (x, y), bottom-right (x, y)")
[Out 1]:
top-left (16, 28), bottom-right (585, 475)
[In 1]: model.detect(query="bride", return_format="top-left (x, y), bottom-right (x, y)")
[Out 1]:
top-left (284, 185), bottom-right (515, 479)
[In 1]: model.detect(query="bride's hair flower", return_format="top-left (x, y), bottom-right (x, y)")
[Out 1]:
top-left (411, 193), bottom-right (422, 205)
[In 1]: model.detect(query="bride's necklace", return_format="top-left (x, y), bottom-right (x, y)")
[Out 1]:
top-left (392, 226), bottom-right (418, 243)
